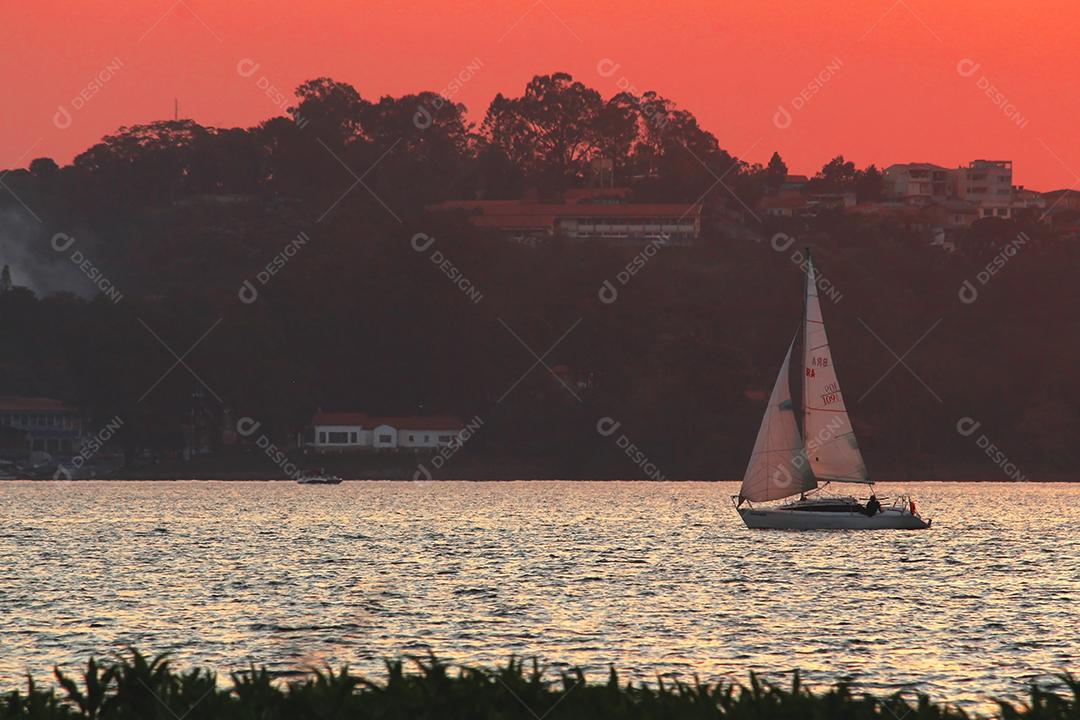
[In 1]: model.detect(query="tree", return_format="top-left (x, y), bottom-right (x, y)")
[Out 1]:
top-left (289, 77), bottom-right (369, 147)
top-left (352, 92), bottom-right (477, 208)
top-left (811, 155), bottom-right (856, 193)
top-left (481, 73), bottom-right (607, 193)
top-left (959, 217), bottom-right (1015, 258)
top-left (29, 157), bottom-right (59, 177)
top-left (854, 164), bottom-right (883, 202)
top-left (71, 120), bottom-right (211, 206)
top-left (5, 73), bottom-right (1076, 480)
top-left (471, 143), bottom-right (523, 199)
top-left (765, 152), bottom-right (787, 192)
top-left (592, 93), bottom-right (639, 175)
top-left (188, 127), bottom-right (262, 195)
top-left (626, 92), bottom-right (743, 204)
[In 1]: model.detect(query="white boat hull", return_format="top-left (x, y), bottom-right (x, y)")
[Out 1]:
top-left (738, 506), bottom-right (930, 530)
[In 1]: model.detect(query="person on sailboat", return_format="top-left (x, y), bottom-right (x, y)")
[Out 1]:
top-left (864, 495), bottom-right (882, 516)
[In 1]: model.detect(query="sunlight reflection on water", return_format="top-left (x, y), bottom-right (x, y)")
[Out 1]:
top-left (0, 480), bottom-right (1076, 712)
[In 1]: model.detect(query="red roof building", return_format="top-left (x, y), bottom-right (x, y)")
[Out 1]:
top-left (308, 412), bottom-right (467, 453)
top-left (0, 396), bottom-right (79, 412)
top-left (430, 198), bottom-right (701, 246)
top-left (0, 396), bottom-right (83, 453)
top-left (761, 193), bottom-right (810, 218)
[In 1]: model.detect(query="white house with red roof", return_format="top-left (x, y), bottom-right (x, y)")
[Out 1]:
top-left (307, 412), bottom-right (465, 453)
top-left (0, 396), bottom-right (83, 453)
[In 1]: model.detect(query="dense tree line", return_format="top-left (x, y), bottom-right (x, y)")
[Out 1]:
top-left (0, 73), bottom-right (1075, 479)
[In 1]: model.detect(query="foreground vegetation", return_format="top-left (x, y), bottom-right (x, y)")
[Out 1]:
top-left (1, 651), bottom-right (1076, 719)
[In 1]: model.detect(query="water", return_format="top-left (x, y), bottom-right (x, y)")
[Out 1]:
top-left (0, 481), bottom-right (1076, 712)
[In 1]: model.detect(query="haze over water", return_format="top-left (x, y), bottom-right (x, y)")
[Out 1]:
top-left (1, 481), bottom-right (1075, 712)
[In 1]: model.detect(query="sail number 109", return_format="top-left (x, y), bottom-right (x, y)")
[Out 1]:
top-left (820, 382), bottom-right (840, 405)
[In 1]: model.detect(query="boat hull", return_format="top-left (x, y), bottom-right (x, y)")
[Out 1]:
top-left (738, 506), bottom-right (930, 530)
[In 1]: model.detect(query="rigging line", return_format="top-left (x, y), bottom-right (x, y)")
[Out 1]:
top-left (809, 435), bottom-right (858, 444)
top-left (749, 446), bottom-right (805, 455)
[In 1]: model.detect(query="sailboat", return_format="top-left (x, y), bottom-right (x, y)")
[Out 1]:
top-left (733, 249), bottom-right (930, 530)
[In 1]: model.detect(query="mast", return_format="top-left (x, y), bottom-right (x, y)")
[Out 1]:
top-left (802, 248), bottom-right (811, 456)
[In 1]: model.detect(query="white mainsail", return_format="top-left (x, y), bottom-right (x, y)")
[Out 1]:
top-left (802, 252), bottom-right (869, 483)
top-left (739, 336), bottom-right (817, 502)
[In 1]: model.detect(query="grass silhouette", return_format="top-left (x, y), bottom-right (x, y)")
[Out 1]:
top-left (0, 650), bottom-right (1075, 719)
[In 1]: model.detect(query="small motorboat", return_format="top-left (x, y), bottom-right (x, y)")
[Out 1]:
top-left (297, 468), bottom-right (342, 485)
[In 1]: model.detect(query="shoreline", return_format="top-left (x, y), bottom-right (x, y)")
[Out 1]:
top-left (17, 449), bottom-right (1074, 483)
top-left (9, 476), bottom-right (1078, 482)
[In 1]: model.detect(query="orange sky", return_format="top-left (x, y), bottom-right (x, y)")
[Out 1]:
top-left (3, 0), bottom-right (1078, 191)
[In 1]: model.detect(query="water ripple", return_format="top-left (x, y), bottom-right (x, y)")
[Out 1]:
top-left (0, 480), bottom-right (1076, 713)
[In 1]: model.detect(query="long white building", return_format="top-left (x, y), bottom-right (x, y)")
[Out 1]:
top-left (307, 412), bottom-right (465, 453)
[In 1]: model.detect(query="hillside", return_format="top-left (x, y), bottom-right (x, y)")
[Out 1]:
top-left (0, 73), bottom-right (1075, 480)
